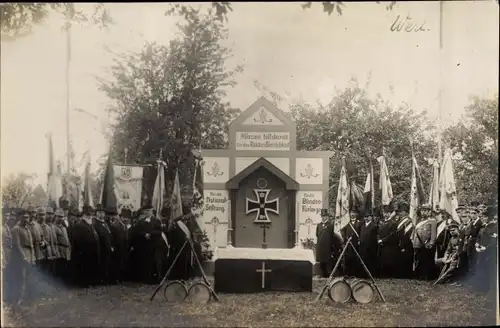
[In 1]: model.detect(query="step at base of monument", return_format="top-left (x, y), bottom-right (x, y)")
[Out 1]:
top-left (202, 261), bottom-right (322, 276)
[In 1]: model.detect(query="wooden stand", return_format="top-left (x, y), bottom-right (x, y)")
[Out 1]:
top-left (150, 222), bottom-right (219, 302)
top-left (314, 236), bottom-right (386, 303)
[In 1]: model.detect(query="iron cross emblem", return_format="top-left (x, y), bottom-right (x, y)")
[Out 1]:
top-left (246, 189), bottom-right (279, 223)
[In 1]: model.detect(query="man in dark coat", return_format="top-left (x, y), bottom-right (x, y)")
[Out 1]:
top-left (471, 205), bottom-right (497, 293)
top-left (315, 209), bottom-right (341, 278)
top-left (129, 205), bottom-right (167, 283)
top-left (358, 209), bottom-right (379, 278)
top-left (94, 205), bottom-right (114, 284)
top-left (395, 202), bottom-right (416, 278)
top-left (377, 205), bottom-right (400, 278)
top-left (341, 209), bottom-right (361, 277)
top-left (166, 202), bottom-right (204, 280)
top-left (105, 207), bottom-right (127, 284)
top-left (464, 206), bottom-right (484, 277)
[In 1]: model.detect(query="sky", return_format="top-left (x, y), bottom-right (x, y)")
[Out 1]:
top-left (1, 1), bottom-right (498, 187)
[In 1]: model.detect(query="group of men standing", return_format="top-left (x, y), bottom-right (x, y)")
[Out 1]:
top-left (315, 201), bottom-right (497, 290)
top-left (2, 202), bottom-right (203, 305)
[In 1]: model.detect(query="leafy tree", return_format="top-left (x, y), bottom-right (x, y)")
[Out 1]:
top-left (0, 3), bottom-right (112, 41)
top-left (289, 79), bottom-right (436, 209)
top-left (1, 172), bottom-right (37, 208)
top-left (99, 8), bottom-right (242, 200)
top-left (168, 1), bottom-right (398, 22)
top-left (443, 95), bottom-right (498, 204)
top-left (24, 184), bottom-right (48, 208)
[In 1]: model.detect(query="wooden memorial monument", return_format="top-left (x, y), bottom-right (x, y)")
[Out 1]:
top-left (198, 97), bottom-right (333, 293)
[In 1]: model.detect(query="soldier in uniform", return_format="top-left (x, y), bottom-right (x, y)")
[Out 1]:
top-left (26, 206), bottom-right (46, 273)
top-left (10, 210), bottom-right (36, 304)
top-left (411, 204), bottom-right (438, 280)
top-left (315, 209), bottom-right (340, 278)
top-left (37, 207), bottom-right (54, 278)
top-left (45, 207), bottom-right (60, 278)
top-left (341, 209), bottom-right (361, 277)
top-left (94, 205), bottom-right (114, 284)
top-left (54, 209), bottom-right (71, 285)
top-left (377, 204), bottom-right (400, 278)
top-left (358, 209), bottom-right (379, 278)
top-left (434, 222), bottom-right (463, 284)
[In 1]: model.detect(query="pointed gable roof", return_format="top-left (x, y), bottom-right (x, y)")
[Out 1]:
top-left (229, 97), bottom-right (295, 129)
top-left (226, 157), bottom-right (299, 191)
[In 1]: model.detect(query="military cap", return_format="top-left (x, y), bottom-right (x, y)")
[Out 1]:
top-left (468, 207), bottom-right (478, 214)
top-left (420, 204), bottom-right (432, 210)
top-left (448, 222), bottom-right (459, 229)
top-left (59, 198), bottom-right (70, 210)
top-left (54, 209), bottom-right (64, 217)
top-left (46, 207), bottom-right (54, 214)
top-left (37, 207), bottom-right (46, 215)
top-left (138, 205), bottom-right (154, 216)
top-left (477, 204), bottom-right (487, 213)
top-left (95, 204), bottom-right (105, 212)
top-left (105, 207), bottom-right (118, 215)
top-left (27, 205), bottom-right (36, 213)
top-left (82, 205), bottom-right (94, 215)
top-left (396, 201), bottom-right (410, 213)
top-left (362, 209), bottom-right (374, 218)
top-left (382, 204), bottom-right (392, 213)
top-left (120, 208), bottom-right (132, 219)
top-left (470, 201), bottom-right (480, 207)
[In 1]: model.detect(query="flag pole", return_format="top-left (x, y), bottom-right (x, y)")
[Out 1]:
top-left (65, 4), bottom-right (74, 199)
top-left (437, 1), bottom-right (444, 166)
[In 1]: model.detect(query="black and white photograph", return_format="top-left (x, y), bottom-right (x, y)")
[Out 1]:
top-left (1, 1), bottom-right (498, 327)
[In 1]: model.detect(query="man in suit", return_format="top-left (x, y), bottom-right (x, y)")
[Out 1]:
top-left (473, 205), bottom-right (497, 292)
top-left (378, 204), bottom-right (400, 278)
top-left (359, 209), bottom-right (379, 278)
top-left (71, 206), bottom-right (100, 287)
top-left (464, 206), bottom-right (485, 276)
top-left (411, 204), bottom-right (438, 280)
top-left (341, 209), bottom-right (361, 277)
top-left (394, 202), bottom-right (414, 278)
top-left (316, 209), bottom-right (341, 278)
top-left (93, 205), bottom-right (114, 284)
top-left (106, 207), bottom-right (128, 284)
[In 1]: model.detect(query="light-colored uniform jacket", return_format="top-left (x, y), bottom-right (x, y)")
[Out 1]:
top-left (411, 217), bottom-right (437, 249)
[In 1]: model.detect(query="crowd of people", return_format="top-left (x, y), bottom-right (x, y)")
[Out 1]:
top-left (2, 201), bottom-right (204, 305)
top-left (316, 201), bottom-right (498, 291)
top-left (2, 198), bottom-right (497, 305)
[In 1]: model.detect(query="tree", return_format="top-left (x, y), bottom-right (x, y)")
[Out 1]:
top-left (168, 1), bottom-right (398, 22)
top-left (289, 79), bottom-right (436, 209)
top-left (2, 172), bottom-right (37, 208)
top-left (99, 8), bottom-right (242, 200)
top-left (443, 95), bottom-right (498, 204)
top-left (25, 184), bottom-right (48, 208)
top-left (0, 3), bottom-right (112, 41)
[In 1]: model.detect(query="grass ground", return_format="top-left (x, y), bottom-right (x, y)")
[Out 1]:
top-left (2, 278), bottom-right (497, 327)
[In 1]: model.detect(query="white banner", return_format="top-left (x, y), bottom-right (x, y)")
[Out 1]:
top-left (113, 165), bottom-right (143, 212)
